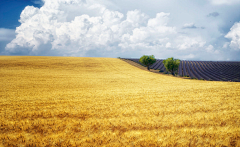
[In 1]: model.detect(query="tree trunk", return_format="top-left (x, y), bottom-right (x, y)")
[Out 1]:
top-left (171, 68), bottom-right (175, 76)
top-left (147, 66), bottom-right (150, 71)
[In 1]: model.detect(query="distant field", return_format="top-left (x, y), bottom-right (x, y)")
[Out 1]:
top-left (0, 56), bottom-right (240, 147)
top-left (125, 58), bottom-right (240, 82)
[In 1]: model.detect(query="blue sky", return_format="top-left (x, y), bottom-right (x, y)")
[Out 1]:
top-left (0, 0), bottom-right (240, 61)
top-left (0, 0), bottom-right (42, 29)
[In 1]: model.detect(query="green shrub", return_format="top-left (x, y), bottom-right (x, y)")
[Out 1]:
top-left (139, 55), bottom-right (156, 71)
top-left (162, 57), bottom-right (180, 76)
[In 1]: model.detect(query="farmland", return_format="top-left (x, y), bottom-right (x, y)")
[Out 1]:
top-left (126, 58), bottom-right (240, 82)
top-left (0, 56), bottom-right (240, 147)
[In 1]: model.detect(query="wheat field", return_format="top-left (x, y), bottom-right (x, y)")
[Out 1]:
top-left (0, 56), bottom-right (240, 147)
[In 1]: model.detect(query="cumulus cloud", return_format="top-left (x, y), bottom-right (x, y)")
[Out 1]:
top-left (182, 23), bottom-right (197, 29)
top-left (207, 12), bottom-right (219, 17)
top-left (8, 0), bottom-right (232, 60)
top-left (206, 45), bottom-right (214, 52)
top-left (175, 36), bottom-right (206, 50)
top-left (119, 12), bottom-right (176, 50)
top-left (1, 0), bottom-right (240, 61)
top-left (209, 0), bottom-right (240, 5)
top-left (6, 0), bottom-right (178, 56)
top-left (225, 22), bottom-right (240, 50)
top-left (205, 45), bottom-right (219, 54)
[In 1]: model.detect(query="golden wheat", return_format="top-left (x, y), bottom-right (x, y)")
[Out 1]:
top-left (0, 56), bottom-right (239, 147)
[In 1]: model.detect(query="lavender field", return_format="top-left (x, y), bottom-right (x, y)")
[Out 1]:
top-left (125, 58), bottom-right (240, 82)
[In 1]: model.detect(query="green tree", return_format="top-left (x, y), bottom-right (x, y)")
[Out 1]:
top-left (162, 57), bottom-right (180, 76)
top-left (139, 55), bottom-right (156, 71)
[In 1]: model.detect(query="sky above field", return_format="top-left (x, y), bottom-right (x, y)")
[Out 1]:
top-left (0, 0), bottom-right (240, 61)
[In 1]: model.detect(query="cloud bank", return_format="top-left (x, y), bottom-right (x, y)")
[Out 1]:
top-left (3, 0), bottom-right (240, 60)
top-left (6, 0), bottom-right (178, 57)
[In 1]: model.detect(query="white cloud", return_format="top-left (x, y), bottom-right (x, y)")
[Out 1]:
top-left (176, 36), bottom-right (206, 50)
top-left (209, 0), bottom-right (240, 5)
top-left (119, 12), bottom-right (176, 50)
top-left (4, 0), bottom-right (239, 61)
top-left (182, 23), bottom-right (197, 29)
top-left (19, 6), bottom-right (40, 24)
top-left (225, 22), bottom-right (240, 50)
top-left (206, 45), bottom-right (214, 52)
top-left (165, 42), bottom-right (171, 48)
top-left (205, 45), bottom-right (220, 54)
top-left (0, 28), bottom-right (16, 41)
top-left (6, 0), bottom-right (121, 54)
top-left (147, 12), bottom-right (170, 27)
top-left (126, 9), bottom-right (149, 27)
top-left (6, 0), bottom-right (177, 56)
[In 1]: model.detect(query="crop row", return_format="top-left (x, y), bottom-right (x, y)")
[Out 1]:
top-left (124, 58), bottom-right (240, 82)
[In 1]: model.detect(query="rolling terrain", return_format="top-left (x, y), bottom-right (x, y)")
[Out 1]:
top-left (125, 58), bottom-right (240, 82)
top-left (0, 56), bottom-right (240, 147)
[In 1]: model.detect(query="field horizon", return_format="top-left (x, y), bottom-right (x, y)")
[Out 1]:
top-left (0, 56), bottom-right (240, 146)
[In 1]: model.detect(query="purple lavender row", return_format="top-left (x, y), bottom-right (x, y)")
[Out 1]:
top-left (122, 58), bottom-right (240, 82)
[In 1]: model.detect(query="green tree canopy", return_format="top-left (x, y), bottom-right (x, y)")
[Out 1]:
top-left (162, 57), bottom-right (180, 76)
top-left (139, 55), bottom-right (156, 71)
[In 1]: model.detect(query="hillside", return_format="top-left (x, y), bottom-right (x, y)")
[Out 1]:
top-left (125, 58), bottom-right (240, 82)
top-left (0, 56), bottom-right (240, 146)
